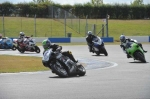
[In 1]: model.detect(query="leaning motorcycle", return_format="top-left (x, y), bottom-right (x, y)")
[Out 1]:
top-left (17, 37), bottom-right (40, 53)
top-left (125, 42), bottom-right (146, 63)
top-left (0, 37), bottom-right (16, 50)
top-left (42, 49), bottom-right (86, 77)
top-left (90, 36), bottom-right (108, 56)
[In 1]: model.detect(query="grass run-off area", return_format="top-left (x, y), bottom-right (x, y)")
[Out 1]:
top-left (0, 17), bottom-right (150, 73)
top-left (0, 17), bottom-right (150, 41)
top-left (0, 55), bottom-right (49, 73)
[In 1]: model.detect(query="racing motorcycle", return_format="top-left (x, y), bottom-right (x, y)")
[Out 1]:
top-left (125, 42), bottom-right (146, 63)
top-left (90, 36), bottom-right (108, 56)
top-left (0, 37), bottom-right (16, 50)
top-left (17, 37), bottom-right (40, 53)
top-left (42, 49), bottom-right (86, 77)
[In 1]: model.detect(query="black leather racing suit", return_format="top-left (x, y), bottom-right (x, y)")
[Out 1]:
top-left (43, 43), bottom-right (77, 63)
top-left (86, 34), bottom-right (97, 52)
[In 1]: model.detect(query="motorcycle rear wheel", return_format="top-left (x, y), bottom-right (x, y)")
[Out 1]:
top-left (136, 51), bottom-right (146, 63)
top-left (51, 63), bottom-right (68, 77)
top-left (11, 45), bottom-right (17, 50)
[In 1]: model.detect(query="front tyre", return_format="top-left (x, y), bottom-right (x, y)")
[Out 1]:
top-left (35, 46), bottom-right (40, 53)
top-left (77, 64), bottom-right (86, 76)
top-left (17, 46), bottom-right (25, 53)
top-left (51, 62), bottom-right (68, 77)
top-left (101, 47), bottom-right (108, 56)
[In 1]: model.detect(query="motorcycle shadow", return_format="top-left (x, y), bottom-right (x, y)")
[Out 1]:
top-left (0, 49), bottom-right (13, 51)
top-left (49, 75), bottom-right (87, 79)
top-left (18, 52), bottom-right (40, 54)
top-left (129, 61), bottom-right (149, 63)
top-left (92, 54), bottom-right (106, 56)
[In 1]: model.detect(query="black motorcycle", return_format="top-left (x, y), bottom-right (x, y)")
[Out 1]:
top-left (42, 49), bottom-right (86, 77)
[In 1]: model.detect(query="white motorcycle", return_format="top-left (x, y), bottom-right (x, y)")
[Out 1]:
top-left (17, 37), bottom-right (40, 53)
top-left (90, 36), bottom-right (108, 56)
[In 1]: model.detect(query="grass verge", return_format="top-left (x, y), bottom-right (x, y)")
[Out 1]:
top-left (0, 55), bottom-right (48, 73)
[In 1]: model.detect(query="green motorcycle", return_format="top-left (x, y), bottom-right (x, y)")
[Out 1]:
top-left (125, 42), bottom-right (146, 63)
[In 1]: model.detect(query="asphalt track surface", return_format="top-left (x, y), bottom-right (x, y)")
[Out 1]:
top-left (0, 44), bottom-right (150, 99)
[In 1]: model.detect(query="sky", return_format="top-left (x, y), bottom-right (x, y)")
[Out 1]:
top-left (0, 0), bottom-right (150, 5)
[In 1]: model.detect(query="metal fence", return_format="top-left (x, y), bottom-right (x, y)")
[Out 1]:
top-left (0, 6), bottom-right (108, 38)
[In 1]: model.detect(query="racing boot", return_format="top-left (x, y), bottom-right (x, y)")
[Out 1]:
top-left (138, 43), bottom-right (147, 53)
top-left (89, 47), bottom-right (94, 53)
top-left (143, 50), bottom-right (147, 53)
top-left (127, 54), bottom-right (131, 58)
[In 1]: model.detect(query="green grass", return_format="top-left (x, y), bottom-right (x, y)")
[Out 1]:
top-left (0, 17), bottom-right (150, 73)
top-left (0, 55), bottom-right (49, 73)
top-left (108, 20), bottom-right (150, 41)
top-left (0, 17), bottom-right (150, 41)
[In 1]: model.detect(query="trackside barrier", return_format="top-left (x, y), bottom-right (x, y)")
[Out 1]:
top-left (48, 38), bottom-right (70, 43)
top-left (126, 36), bottom-right (149, 43)
top-left (101, 37), bottom-right (114, 42)
top-left (11, 36), bottom-right (150, 43)
top-left (10, 37), bottom-right (114, 43)
top-left (70, 37), bottom-right (114, 43)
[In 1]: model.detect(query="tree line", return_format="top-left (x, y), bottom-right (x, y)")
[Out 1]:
top-left (0, 1), bottom-right (150, 19)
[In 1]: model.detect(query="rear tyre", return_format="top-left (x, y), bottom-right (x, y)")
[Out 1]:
top-left (95, 52), bottom-right (100, 56)
top-left (51, 62), bottom-right (68, 77)
top-left (12, 45), bottom-right (17, 50)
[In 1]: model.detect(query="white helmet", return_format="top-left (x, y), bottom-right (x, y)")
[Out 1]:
top-left (20, 32), bottom-right (25, 37)
top-left (87, 31), bottom-right (92, 36)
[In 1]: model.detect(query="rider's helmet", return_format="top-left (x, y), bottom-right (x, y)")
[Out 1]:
top-left (87, 31), bottom-right (93, 38)
top-left (0, 34), bottom-right (2, 39)
top-left (42, 39), bottom-right (51, 50)
top-left (120, 35), bottom-right (126, 43)
top-left (87, 31), bottom-right (92, 36)
top-left (19, 32), bottom-right (25, 38)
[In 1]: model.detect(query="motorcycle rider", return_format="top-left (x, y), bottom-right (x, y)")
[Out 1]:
top-left (0, 34), bottom-right (9, 46)
top-left (18, 32), bottom-right (25, 43)
top-left (120, 34), bottom-right (147, 58)
top-left (0, 34), bottom-right (2, 46)
top-left (0, 34), bottom-right (2, 39)
top-left (42, 39), bottom-right (78, 63)
top-left (86, 31), bottom-right (97, 52)
top-left (17, 32), bottom-right (31, 49)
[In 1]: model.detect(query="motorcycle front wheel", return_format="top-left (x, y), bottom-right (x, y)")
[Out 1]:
top-left (101, 47), bottom-right (108, 56)
top-left (77, 64), bottom-right (86, 76)
top-left (35, 46), bottom-right (40, 53)
top-left (17, 46), bottom-right (25, 53)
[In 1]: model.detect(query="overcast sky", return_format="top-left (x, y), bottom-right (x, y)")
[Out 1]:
top-left (0, 0), bottom-right (150, 5)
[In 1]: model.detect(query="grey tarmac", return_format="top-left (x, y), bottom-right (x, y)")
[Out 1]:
top-left (0, 44), bottom-right (150, 99)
